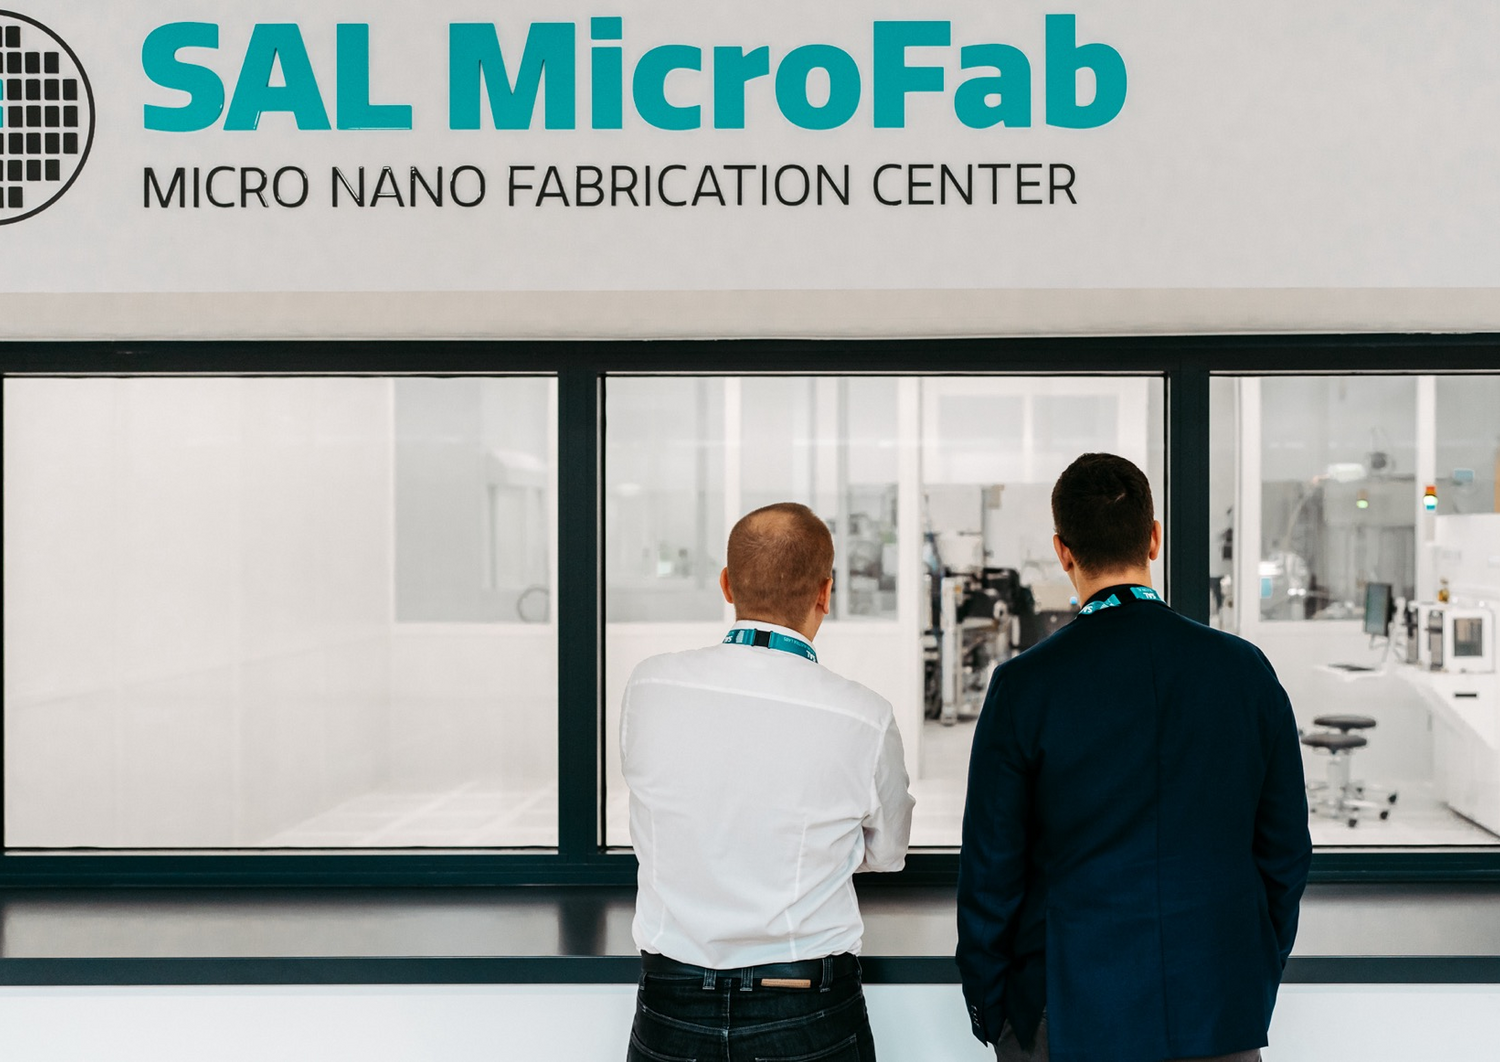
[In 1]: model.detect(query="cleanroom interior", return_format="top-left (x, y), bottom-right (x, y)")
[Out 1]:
top-left (603, 375), bottom-right (1164, 846)
top-left (1210, 375), bottom-right (1500, 847)
top-left (3, 373), bottom-right (1497, 852)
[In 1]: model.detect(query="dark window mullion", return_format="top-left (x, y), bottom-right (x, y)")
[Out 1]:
top-left (556, 365), bottom-right (603, 861)
top-left (1166, 364), bottom-right (1211, 624)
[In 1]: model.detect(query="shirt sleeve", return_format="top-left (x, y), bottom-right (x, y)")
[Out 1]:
top-left (857, 712), bottom-right (914, 873)
top-left (955, 667), bottom-right (1031, 1045)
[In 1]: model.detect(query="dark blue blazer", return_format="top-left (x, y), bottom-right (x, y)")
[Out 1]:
top-left (957, 585), bottom-right (1312, 1062)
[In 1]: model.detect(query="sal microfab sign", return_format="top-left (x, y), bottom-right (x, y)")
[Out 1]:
top-left (141, 15), bottom-right (1127, 133)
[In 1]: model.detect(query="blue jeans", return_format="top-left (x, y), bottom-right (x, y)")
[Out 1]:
top-left (627, 952), bottom-right (876, 1062)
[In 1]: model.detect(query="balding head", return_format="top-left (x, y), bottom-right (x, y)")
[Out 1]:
top-left (723, 503), bottom-right (834, 630)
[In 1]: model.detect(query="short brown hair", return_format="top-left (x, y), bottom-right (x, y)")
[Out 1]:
top-left (1051, 453), bottom-right (1155, 573)
top-left (725, 503), bottom-right (834, 628)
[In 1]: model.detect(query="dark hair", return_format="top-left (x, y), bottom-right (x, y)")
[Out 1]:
top-left (725, 503), bottom-right (834, 628)
top-left (1050, 453), bottom-right (1155, 573)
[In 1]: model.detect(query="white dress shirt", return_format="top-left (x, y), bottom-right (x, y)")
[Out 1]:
top-left (622, 619), bottom-right (915, 970)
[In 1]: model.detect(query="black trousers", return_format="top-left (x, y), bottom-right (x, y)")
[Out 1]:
top-left (628, 951), bottom-right (876, 1062)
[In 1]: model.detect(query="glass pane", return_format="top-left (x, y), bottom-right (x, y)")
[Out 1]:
top-left (395, 378), bottom-right (552, 623)
top-left (1258, 376), bottom-right (1417, 620)
top-left (1210, 373), bottom-right (1500, 848)
top-left (1208, 376), bottom-right (1238, 630)
top-left (4, 376), bottom-right (557, 849)
top-left (605, 375), bottom-right (1166, 847)
top-left (739, 378), bottom-right (900, 620)
top-left (605, 377), bottom-right (725, 622)
top-left (1435, 374), bottom-right (1500, 516)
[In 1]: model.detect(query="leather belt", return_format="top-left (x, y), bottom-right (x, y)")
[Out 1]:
top-left (640, 950), bottom-right (858, 991)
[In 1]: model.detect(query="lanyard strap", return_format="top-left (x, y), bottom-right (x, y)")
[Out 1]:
top-left (722, 627), bottom-right (818, 662)
top-left (1078, 585), bottom-right (1162, 616)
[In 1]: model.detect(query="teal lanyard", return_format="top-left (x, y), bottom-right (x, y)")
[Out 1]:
top-left (722, 627), bottom-right (818, 662)
top-left (1078, 585), bottom-right (1162, 616)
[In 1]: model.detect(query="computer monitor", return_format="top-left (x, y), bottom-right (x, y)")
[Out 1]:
top-left (1363, 582), bottom-right (1394, 637)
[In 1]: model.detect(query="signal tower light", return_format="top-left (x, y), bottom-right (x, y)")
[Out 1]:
top-left (1423, 485), bottom-right (1438, 512)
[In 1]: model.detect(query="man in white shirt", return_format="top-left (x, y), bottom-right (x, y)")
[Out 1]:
top-left (623, 501), bottom-right (915, 1062)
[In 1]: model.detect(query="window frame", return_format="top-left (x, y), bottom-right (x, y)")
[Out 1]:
top-left (1, 335), bottom-right (1498, 888)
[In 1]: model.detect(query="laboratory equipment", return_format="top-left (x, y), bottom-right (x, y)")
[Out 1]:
top-left (1437, 609), bottom-right (1494, 675)
top-left (921, 484), bottom-right (1066, 724)
top-left (1414, 604), bottom-right (1495, 676)
top-left (925, 565), bottom-right (1035, 724)
top-left (1260, 474), bottom-right (1415, 620)
top-left (1423, 605), bottom-right (1445, 671)
top-left (1395, 513), bottom-right (1500, 837)
top-left (1362, 582), bottom-right (1394, 639)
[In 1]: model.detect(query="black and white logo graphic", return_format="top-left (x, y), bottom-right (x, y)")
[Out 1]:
top-left (0, 11), bottom-right (93, 224)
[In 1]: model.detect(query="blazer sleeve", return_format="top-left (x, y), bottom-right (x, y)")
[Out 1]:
top-left (956, 666), bottom-right (1033, 1045)
top-left (1252, 668), bottom-right (1314, 970)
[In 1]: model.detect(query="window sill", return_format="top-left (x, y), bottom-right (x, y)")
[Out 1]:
top-left (0, 883), bottom-right (1496, 985)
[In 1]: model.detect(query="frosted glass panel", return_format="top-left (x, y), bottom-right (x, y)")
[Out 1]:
top-left (3, 376), bottom-right (557, 849)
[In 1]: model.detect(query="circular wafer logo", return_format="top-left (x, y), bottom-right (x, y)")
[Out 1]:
top-left (0, 11), bottom-right (94, 224)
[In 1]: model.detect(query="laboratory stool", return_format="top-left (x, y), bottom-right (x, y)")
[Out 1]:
top-left (1302, 714), bottom-right (1398, 827)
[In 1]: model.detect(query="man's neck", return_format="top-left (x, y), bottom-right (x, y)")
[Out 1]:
top-left (1073, 568), bottom-right (1154, 607)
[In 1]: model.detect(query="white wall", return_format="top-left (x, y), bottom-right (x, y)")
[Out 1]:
top-left (19, 1), bottom-right (1500, 335)
top-left (0, 983), bottom-right (1493, 1062)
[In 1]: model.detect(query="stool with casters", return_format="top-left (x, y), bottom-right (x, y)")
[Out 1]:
top-left (1301, 714), bottom-right (1399, 828)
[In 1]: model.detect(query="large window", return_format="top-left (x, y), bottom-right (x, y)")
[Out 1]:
top-left (604, 375), bottom-right (1165, 847)
top-left (1210, 374), bottom-right (1500, 847)
top-left (4, 377), bottom-right (557, 848)
top-left (1, 345), bottom-right (1496, 885)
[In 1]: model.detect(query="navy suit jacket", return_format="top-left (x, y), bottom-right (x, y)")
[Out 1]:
top-left (957, 585), bottom-right (1312, 1062)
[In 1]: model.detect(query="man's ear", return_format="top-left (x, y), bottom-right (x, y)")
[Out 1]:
top-left (815, 577), bottom-right (833, 615)
top-left (1147, 520), bottom-right (1162, 563)
top-left (1053, 533), bottom-right (1076, 574)
top-left (720, 567), bottom-right (734, 605)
